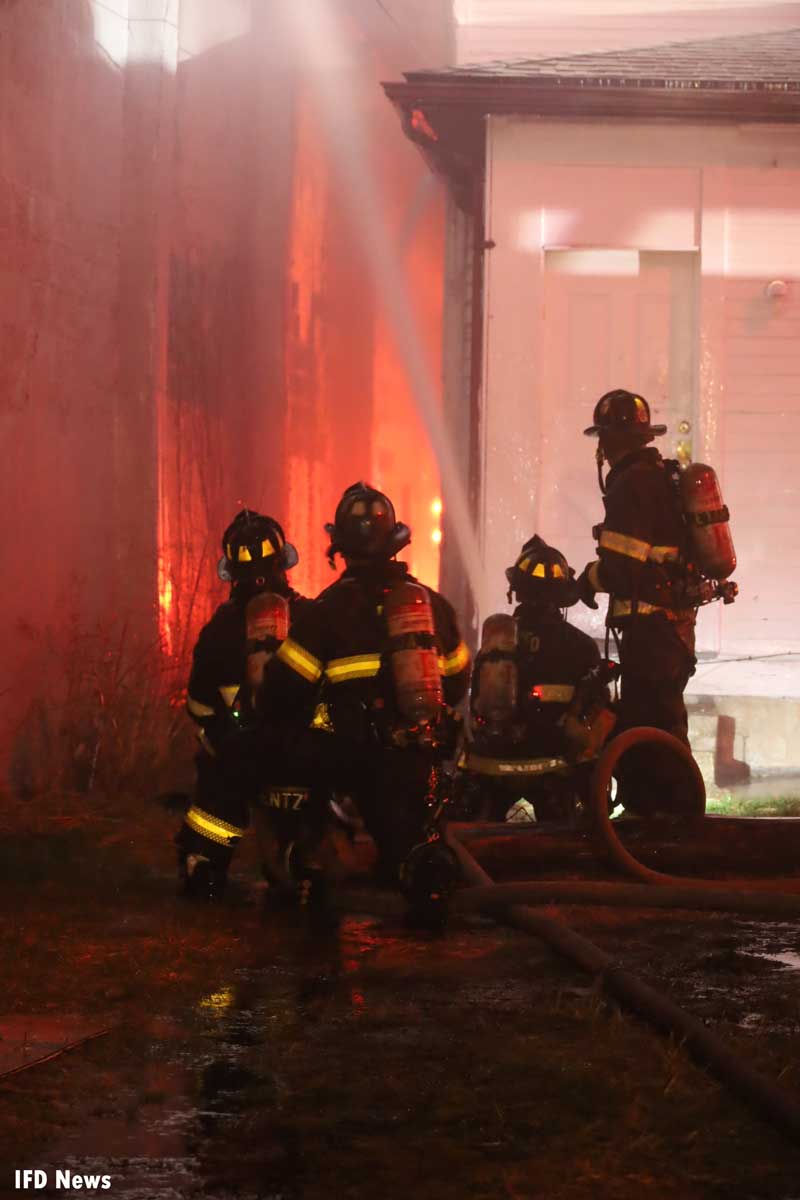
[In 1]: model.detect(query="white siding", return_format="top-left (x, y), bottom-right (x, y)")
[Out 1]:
top-left (483, 118), bottom-right (800, 693)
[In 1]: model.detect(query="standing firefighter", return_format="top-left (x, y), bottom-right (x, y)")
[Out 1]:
top-left (176, 510), bottom-right (308, 899)
top-left (466, 536), bottom-right (612, 821)
top-left (576, 388), bottom-right (736, 814)
top-left (259, 482), bottom-right (471, 929)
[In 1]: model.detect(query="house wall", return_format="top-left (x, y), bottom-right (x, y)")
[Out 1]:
top-left (482, 118), bottom-right (800, 701)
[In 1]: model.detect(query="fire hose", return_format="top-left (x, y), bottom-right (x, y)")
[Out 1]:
top-left (446, 828), bottom-right (800, 1142)
top-left (590, 726), bottom-right (800, 894)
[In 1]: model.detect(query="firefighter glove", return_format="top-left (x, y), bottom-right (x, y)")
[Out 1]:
top-left (575, 565), bottom-right (599, 610)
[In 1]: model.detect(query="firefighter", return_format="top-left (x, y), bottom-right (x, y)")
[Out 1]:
top-left (576, 389), bottom-right (698, 814)
top-left (466, 536), bottom-right (610, 821)
top-left (176, 509), bottom-right (309, 900)
top-left (259, 482), bottom-right (471, 930)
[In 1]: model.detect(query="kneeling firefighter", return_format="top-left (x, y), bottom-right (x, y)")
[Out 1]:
top-left (465, 535), bottom-right (613, 821)
top-left (259, 482), bottom-right (471, 929)
top-left (576, 389), bottom-right (737, 814)
top-left (176, 509), bottom-right (310, 899)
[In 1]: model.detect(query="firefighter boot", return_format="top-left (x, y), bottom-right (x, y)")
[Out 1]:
top-left (178, 852), bottom-right (227, 902)
top-left (285, 842), bottom-right (339, 934)
top-left (402, 840), bottom-right (460, 933)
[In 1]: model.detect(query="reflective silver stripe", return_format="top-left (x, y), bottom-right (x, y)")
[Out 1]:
top-left (462, 751), bottom-right (569, 778)
top-left (531, 684), bottom-right (575, 703)
top-left (611, 599), bottom-right (695, 620)
top-left (599, 529), bottom-right (651, 562)
top-left (648, 545), bottom-right (681, 564)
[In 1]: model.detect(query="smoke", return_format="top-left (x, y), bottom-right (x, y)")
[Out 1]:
top-left (281, 0), bottom-right (489, 617)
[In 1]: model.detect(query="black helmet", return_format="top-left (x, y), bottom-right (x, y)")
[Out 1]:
top-left (218, 509), bottom-right (298, 584)
top-left (325, 482), bottom-right (411, 564)
top-left (505, 535), bottom-right (579, 608)
top-left (583, 389), bottom-right (667, 438)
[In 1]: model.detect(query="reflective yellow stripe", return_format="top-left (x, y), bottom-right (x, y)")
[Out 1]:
top-left (237, 545), bottom-right (252, 562)
top-left (326, 654), bottom-right (382, 683)
top-left (185, 806), bottom-right (246, 847)
top-left (218, 685), bottom-right (239, 707)
top-left (599, 529), bottom-right (651, 562)
top-left (261, 538), bottom-right (275, 558)
top-left (463, 751), bottom-right (569, 778)
top-left (439, 641), bottom-right (470, 677)
top-left (187, 695), bottom-right (215, 718)
top-left (611, 599), bottom-right (695, 620)
top-left (649, 545), bottom-right (680, 564)
top-left (277, 637), bottom-right (323, 683)
top-left (531, 684), bottom-right (575, 703)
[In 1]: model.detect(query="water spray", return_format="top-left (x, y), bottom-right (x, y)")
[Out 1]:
top-left (282, 0), bottom-right (489, 616)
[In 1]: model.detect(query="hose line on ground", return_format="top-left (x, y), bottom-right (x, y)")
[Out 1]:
top-left (591, 727), bottom-right (800, 894)
top-left (445, 829), bottom-right (800, 1143)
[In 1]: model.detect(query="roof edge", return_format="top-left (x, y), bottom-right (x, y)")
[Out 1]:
top-left (383, 77), bottom-right (800, 121)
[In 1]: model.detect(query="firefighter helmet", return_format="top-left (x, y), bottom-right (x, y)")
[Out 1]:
top-left (325, 482), bottom-right (411, 563)
top-left (505, 535), bottom-right (579, 607)
top-left (217, 509), bottom-right (298, 584)
top-left (583, 389), bottom-right (667, 438)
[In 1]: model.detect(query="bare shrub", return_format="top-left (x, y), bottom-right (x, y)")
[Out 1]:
top-left (8, 613), bottom-right (196, 823)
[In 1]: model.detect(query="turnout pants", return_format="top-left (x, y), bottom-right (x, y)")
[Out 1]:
top-left (176, 732), bottom-right (325, 883)
top-left (176, 750), bottom-right (251, 874)
top-left (276, 732), bottom-right (438, 888)
top-left (614, 614), bottom-right (697, 815)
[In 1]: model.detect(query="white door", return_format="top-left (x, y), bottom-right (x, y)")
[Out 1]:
top-left (539, 248), bottom-right (698, 638)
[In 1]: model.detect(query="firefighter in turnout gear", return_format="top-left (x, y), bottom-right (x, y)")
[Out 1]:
top-left (465, 536), bottom-right (611, 821)
top-left (259, 482), bottom-right (471, 930)
top-left (576, 389), bottom-right (700, 814)
top-left (176, 509), bottom-right (310, 900)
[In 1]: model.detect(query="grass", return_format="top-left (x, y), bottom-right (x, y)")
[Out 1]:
top-left (706, 794), bottom-right (800, 817)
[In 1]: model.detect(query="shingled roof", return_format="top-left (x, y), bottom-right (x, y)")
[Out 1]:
top-left (383, 28), bottom-right (800, 211)
top-left (404, 27), bottom-right (800, 90)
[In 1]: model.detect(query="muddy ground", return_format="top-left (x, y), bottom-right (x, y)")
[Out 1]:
top-left (1, 804), bottom-right (800, 1200)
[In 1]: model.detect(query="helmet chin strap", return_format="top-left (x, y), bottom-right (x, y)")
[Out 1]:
top-left (596, 445), bottom-right (607, 495)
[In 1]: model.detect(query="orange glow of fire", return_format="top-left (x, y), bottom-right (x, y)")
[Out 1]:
top-left (157, 566), bottom-right (174, 656)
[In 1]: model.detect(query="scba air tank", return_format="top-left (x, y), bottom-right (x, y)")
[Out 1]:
top-left (383, 581), bottom-right (443, 724)
top-left (679, 463), bottom-right (737, 581)
top-left (473, 613), bottom-right (518, 731)
top-left (245, 592), bottom-right (290, 691)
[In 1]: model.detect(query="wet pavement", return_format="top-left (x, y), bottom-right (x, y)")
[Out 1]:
top-left (26, 897), bottom-right (800, 1200)
top-left (0, 1017), bottom-right (109, 1078)
top-left (38, 914), bottom-right (542, 1198)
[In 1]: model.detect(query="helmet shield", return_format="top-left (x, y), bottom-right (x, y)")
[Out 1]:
top-left (326, 482), bottom-right (411, 562)
top-left (583, 389), bottom-right (667, 438)
top-left (505, 535), bottom-right (579, 607)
